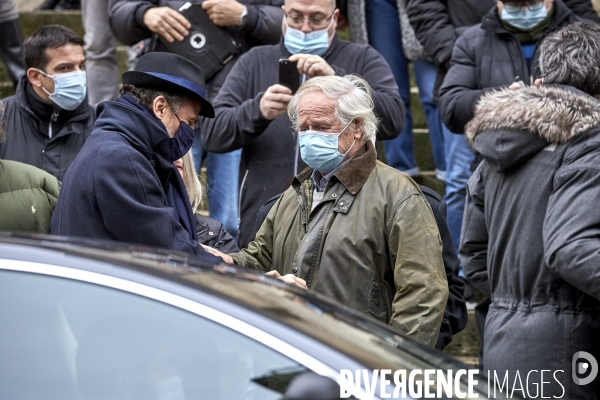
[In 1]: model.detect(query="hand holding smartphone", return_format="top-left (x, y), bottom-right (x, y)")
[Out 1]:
top-left (279, 59), bottom-right (301, 94)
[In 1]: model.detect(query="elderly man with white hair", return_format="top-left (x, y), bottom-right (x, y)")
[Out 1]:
top-left (205, 74), bottom-right (448, 347)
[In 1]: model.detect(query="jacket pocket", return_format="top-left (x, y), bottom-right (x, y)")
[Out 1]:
top-left (368, 281), bottom-right (392, 323)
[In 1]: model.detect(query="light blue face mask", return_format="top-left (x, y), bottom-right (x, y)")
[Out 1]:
top-left (501, 2), bottom-right (547, 30)
top-left (37, 69), bottom-right (87, 111)
top-left (298, 121), bottom-right (356, 173)
top-left (283, 16), bottom-right (333, 56)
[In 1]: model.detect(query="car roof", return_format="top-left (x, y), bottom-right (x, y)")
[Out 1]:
top-left (0, 233), bottom-right (465, 374)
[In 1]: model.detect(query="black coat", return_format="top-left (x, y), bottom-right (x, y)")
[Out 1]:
top-left (462, 85), bottom-right (600, 399)
top-left (196, 213), bottom-right (239, 253)
top-left (256, 185), bottom-right (468, 350)
top-left (438, 0), bottom-right (580, 133)
top-left (407, 0), bottom-right (496, 69)
top-left (108, 0), bottom-right (284, 100)
top-left (0, 77), bottom-right (94, 181)
top-left (51, 98), bottom-right (218, 260)
top-left (407, 0), bottom-right (597, 97)
top-left (202, 36), bottom-right (405, 247)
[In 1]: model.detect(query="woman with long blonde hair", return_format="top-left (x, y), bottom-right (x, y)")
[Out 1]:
top-left (174, 151), bottom-right (238, 253)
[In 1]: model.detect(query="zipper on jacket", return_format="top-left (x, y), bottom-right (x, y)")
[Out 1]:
top-left (48, 110), bottom-right (59, 139)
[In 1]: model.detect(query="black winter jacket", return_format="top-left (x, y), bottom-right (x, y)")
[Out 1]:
top-left (202, 36), bottom-right (405, 247)
top-left (438, 0), bottom-right (580, 133)
top-left (255, 185), bottom-right (467, 350)
top-left (407, 0), bottom-right (597, 97)
top-left (0, 77), bottom-right (94, 181)
top-left (407, 0), bottom-right (495, 69)
top-left (108, 0), bottom-right (283, 100)
top-left (51, 98), bottom-right (218, 261)
top-left (195, 213), bottom-right (239, 253)
top-left (462, 85), bottom-right (600, 399)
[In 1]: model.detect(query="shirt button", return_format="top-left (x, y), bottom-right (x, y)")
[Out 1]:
top-left (208, 231), bottom-right (214, 236)
top-left (292, 266), bottom-right (298, 274)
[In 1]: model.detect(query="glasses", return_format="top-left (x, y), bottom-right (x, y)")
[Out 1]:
top-left (285, 11), bottom-right (334, 29)
top-left (502, 0), bottom-right (544, 13)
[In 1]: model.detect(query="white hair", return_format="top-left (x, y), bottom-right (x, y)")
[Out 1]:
top-left (287, 74), bottom-right (379, 143)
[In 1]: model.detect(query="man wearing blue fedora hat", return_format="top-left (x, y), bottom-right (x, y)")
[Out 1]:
top-left (51, 52), bottom-right (219, 258)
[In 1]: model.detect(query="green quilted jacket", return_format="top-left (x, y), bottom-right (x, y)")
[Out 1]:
top-left (0, 160), bottom-right (60, 233)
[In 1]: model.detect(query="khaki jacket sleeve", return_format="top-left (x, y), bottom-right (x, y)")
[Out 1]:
top-left (229, 195), bottom-right (279, 272)
top-left (388, 191), bottom-right (448, 347)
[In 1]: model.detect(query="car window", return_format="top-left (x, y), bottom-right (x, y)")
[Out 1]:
top-left (0, 270), bottom-right (309, 400)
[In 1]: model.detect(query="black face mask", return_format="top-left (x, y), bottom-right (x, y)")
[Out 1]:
top-left (155, 112), bottom-right (196, 162)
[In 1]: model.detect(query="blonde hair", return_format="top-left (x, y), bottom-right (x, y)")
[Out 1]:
top-left (180, 151), bottom-right (204, 213)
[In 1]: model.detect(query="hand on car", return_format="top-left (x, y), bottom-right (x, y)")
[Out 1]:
top-left (288, 54), bottom-right (335, 79)
top-left (202, 0), bottom-right (246, 26)
top-left (265, 270), bottom-right (308, 290)
top-left (259, 84), bottom-right (293, 120)
top-left (143, 7), bottom-right (191, 42)
top-left (201, 245), bottom-right (234, 264)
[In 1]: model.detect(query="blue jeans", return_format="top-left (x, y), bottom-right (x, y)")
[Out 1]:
top-left (443, 128), bottom-right (475, 256)
top-left (365, 0), bottom-right (446, 176)
top-left (192, 130), bottom-right (241, 238)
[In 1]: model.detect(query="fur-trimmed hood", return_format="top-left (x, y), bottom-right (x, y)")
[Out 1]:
top-left (465, 85), bottom-right (600, 171)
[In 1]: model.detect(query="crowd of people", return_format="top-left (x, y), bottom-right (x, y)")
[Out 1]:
top-left (1, 0), bottom-right (600, 397)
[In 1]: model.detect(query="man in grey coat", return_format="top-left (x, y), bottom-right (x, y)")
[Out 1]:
top-left (461, 22), bottom-right (600, 399)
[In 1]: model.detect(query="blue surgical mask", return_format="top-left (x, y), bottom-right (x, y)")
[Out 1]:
top-left (284, 17), bottom-right (333, 56)
top-left (298, 121), bottom-right (356, 173)
top-left (500, 2), bottom-right (547, 30)
top-left (37, 69), bottom-right (87, 111)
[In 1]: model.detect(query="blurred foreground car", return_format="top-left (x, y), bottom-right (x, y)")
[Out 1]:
top-left (0, 233), bottom-right (507, 399)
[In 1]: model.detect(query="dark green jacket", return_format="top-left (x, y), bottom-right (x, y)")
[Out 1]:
top-left (231, 141), bottom-right (448, 347)
top-left (0, 160), bottom-right (60, 233)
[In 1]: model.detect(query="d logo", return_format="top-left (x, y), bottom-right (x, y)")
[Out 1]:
top-left (572, 351), bottom-right (598, 385)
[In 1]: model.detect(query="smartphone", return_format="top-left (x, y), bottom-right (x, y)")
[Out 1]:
top-left (279, 59), bottom-right (301, 94)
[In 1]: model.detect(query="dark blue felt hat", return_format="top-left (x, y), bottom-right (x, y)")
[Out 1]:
top-left (122, 52), bottom-right (214, 118)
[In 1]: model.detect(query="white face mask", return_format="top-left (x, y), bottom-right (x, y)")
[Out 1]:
top-left (37, 69), bottom-right (87, 111)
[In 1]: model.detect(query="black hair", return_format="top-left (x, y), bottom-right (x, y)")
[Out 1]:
top-left (23, 25), bottom-right (84, 70)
